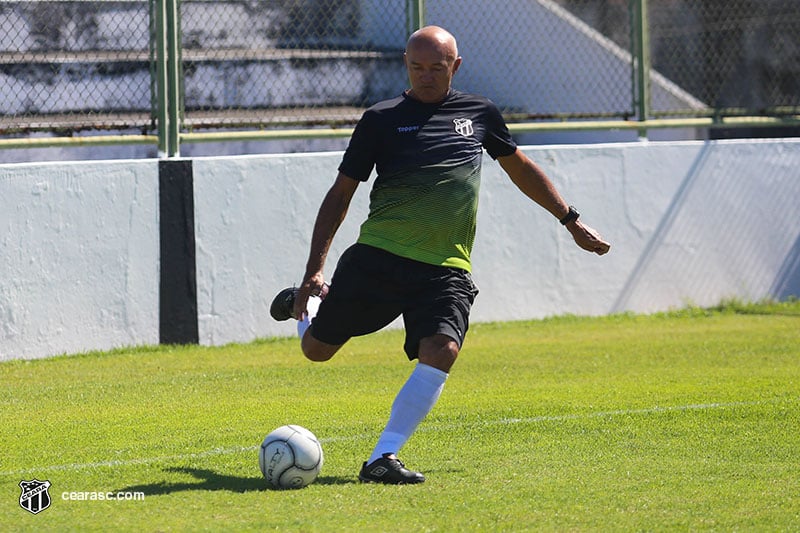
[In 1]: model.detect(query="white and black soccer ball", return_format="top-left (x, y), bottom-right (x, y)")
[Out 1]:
top-left (259, 425), bottom-right (323, 489)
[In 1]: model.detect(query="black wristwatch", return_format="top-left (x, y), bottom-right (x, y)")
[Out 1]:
top-left (559, 206), bottom-right (580, 225)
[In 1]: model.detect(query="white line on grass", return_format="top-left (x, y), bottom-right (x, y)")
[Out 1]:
top-left (0, 400), bottom-right (779, 477)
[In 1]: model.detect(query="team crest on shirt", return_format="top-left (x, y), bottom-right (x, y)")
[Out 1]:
top-left (453, 118), bottom-right (474, 137)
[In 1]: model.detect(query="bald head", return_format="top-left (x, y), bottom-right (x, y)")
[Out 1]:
top-left (404, 26), bottom-right (462, 103)
top-left (406, 25), bottom-right (459, 62)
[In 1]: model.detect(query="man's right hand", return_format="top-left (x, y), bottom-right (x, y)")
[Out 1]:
top-left (293, 272), bottom-right (327, 320)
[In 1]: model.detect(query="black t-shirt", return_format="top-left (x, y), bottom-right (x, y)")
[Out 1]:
top-left (339, 90), bottom-right (517, 270)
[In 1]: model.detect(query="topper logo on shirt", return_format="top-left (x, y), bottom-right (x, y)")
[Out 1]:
top-left (453, 118), bottom-right (474, 137)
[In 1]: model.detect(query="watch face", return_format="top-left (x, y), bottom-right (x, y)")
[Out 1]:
top-left (561, 207), bottom-right (579, 225)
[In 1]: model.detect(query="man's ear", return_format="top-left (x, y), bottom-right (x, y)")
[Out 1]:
top-left (452, 56), bottom-right (462, 74)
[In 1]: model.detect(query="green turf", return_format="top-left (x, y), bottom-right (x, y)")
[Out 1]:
top-left (1, 301), bottom-right (798, 531)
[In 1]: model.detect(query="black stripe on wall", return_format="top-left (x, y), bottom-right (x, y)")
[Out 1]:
top-left (159, 159), bottom-right (199, 345)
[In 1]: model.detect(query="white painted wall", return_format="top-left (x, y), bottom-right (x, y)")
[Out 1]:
top-left (191, 139), bottom-right (800, 345)
top-left (473, 139), bottom-right (800, 319)
top-left (1, 139), bottom-right (798, 360)
top-left (0, 160), bottom-right (160, 360)
top-left (192, 153), bottom-right (371, 344)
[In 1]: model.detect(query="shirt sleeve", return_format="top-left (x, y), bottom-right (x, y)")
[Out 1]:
top-left (482, 101), bottom-right (517, 160)
top-left (338, 110), bottom-right (379, 182)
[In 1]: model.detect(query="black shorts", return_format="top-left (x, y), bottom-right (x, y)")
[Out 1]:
top-left (310, 244), bottom-right (479, 359)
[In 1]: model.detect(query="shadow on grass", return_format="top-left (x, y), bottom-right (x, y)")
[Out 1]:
top-left (116, 466), bottom-right (354, 495)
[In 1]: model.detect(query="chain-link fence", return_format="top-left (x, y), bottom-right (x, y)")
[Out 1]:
top-left (648, 0), bottom-right (800, 117)
top-left (179, 0), bottom-right (407, 130)
top-left (1, 0), bottom-right (798, 149)
top-left (0, 0), bottom-right (155, 134)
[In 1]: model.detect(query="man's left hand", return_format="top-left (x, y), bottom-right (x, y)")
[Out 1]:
top-left (566, 220), bottom-right (611, 255)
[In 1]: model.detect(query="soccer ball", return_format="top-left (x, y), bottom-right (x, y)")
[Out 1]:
top-left (259, 425), bottom-right (323, 489)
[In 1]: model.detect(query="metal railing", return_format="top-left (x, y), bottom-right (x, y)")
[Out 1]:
top-left (1, 0), bottom-right (798, 155)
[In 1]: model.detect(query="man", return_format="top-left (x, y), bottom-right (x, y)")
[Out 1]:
top-left (270, 25), bottom-right (610, 484)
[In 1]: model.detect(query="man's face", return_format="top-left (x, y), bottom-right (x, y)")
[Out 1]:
top-left (404, 39), bottom-right (461, 104)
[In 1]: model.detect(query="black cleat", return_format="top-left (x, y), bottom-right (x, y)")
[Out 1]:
top-left (269, 287), bottom-right (297, 321)
top-left (358, 454), bottom-right (425, 485)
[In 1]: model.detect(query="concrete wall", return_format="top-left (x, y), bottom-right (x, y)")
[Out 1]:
top-left (2, 139), bottom-right (799, 360)
top-left (0, 159), bottom-right (160, 359)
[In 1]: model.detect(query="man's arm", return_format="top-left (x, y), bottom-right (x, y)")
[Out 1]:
top-left (293, 172), bottom-right (361, 319)
top-left (497, 148), bottom-right (610, 256)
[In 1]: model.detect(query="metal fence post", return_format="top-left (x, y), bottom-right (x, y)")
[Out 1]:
top-left (408, 0), bottom-right (425, 35)
top-left (154, 0), bottom-right (169, 156)
top-left (165, 0), bottom-right (182, 157)
top-left (633, 0), bottom-right (651, 138)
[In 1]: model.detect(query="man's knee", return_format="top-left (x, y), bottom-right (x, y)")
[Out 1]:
top-left (300, 331), bottom-right (342, 362)
top-left (418, 334), bottom-right (459, 372)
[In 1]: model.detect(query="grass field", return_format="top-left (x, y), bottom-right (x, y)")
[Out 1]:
top-left (2, 301), bottom-right (799, 531)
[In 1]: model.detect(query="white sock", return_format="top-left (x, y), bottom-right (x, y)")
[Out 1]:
top-left (296, 295), bottom-right (321, 338)
top-left (367, 363), bottom-right (448, 464)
